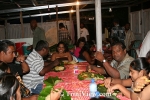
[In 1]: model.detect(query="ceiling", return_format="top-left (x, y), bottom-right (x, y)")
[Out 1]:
top-left (0, 0), bottom-right (149, 21)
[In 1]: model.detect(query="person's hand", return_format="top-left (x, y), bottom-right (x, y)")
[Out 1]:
top-left (133, 76), bottom-right (149, 92)
top-left (107, 84), bottom-right (120, 93)
top-left (53, 59), bottom-right (60, 66)
top-left (27, 45), bottom-right (33, 51)
top-left (16, 55), bottom-right (25, 63)
top-left (86, 65), bottom-right (92, 72)
top-left (104, 77), bottom-right (112, 88)
top-left (50, 88), bottom-right (63, 100)
top-left (95, 51), bottom-right (105, 62)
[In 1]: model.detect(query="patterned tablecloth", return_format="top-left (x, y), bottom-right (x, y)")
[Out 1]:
top-left (45, 62), bottom-right (130, 100)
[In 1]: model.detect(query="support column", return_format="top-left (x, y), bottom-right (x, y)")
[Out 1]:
top-left (76, 4), bottom-right (80, 40)
top-left (69, 12), bottom-right (73, 41)
top-left (56, 6), bottom-right (59, 42)
top-left (95, 0), bottom-right (102, 50)
top-left (5, 20), bottom-right (7, 39)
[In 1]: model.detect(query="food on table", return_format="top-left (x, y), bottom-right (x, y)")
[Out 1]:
top-left (97, 84), bottom-right (119, 100)
top-left (45, 94), bottom-right (50, 100)
top-left (62, 60), bottom-right (69, 64)
top-left (53, 61), bottom-right (65, 72)
top-left (78, 71), bottom-right (104, 80)
top-left (45, 89), bottom-right (61, 100)
top-left (44, 76), bottom-right (62, 86)
top-left (54, 66), bottom-right (65, 71)
top-left (68, 60), bottom-right (77, 64)
top-left (38, 86), bottom-right (71, 100)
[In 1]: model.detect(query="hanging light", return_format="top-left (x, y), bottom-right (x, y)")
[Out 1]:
top-left (71, 7), bottom-right (74, 13)
top-left (109, 8), bottom-right (112, 12)
top-left (71, 9), bottom-right (74, 13)
top-left (76, 1), bottom-right (79, 5)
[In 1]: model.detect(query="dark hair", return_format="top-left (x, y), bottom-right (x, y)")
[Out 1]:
top-left (59, 23), bottom-right (65, 28)
top-left (0, 40), bottom-right (15, 53)
top-left (125, 22), bottom-right (130, 25)
top-left (80, 23), bottom-right (85, 27)
top-left (111, 41), bottom-right (126, 50)
top-left (30, 19), bottom-right (37, 23)
top-left (146, 50), bottom-right (150, 60)
top-left (86, 40), bottom-right (95, 49)
top-left (113, 19), bottom-right (119, 24)
top-left (76, 37), bottom-right (86, 47)
top-left (79, 40), bottom-right (94, 56)
top-left (130, 57), bottom-right (150, 74)
top-left (56, 41), bottom-right (69, 53)
top-left (0, 73), bottom-right (19, 100)
top-left (0, 61), bottom-right (9, 72)
top-left (35, 40), bottom-right (49, 51)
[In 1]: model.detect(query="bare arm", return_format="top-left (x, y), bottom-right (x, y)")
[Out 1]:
top-left (83, 51), bottom-right (95, 65)
top-left (103, 61), bottom-right (120, 78)
top-left (66, 52), bottom-right (73, 62)
top-left (39, 59), bottom-right (60, 76)
top-left (90, 65), bottom-right (106, 74)
top-left (21, 62), bottom-right (30, 74)
top-left (112, 78), bottom-right (132, 86)
top-left (108, 84), bottom-right (131, 98)
top-left (51, 53), bottom-right (56, 61)
top-left (16, 55), bottom-right (30, 74)
top-left (95, 51), bottom-right (120, 78)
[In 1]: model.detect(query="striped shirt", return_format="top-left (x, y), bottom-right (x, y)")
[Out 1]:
top-left (23, 49), bottom-right (44, 91)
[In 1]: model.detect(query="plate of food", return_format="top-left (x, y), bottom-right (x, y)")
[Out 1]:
top-left (77, 71), bottom-right (104, 80)
top-left (97, 84), bottom-right (120, 100)
top-left (38, 86), bottom-right (71, 100)
top-left (53, 66), bottom-right (65, 72)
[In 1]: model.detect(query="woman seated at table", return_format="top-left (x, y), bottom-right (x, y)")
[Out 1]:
top-left (78, 40), bottom-right (95, 64)
top-left (51, 41), bottom-right (73, 62)
top-left (74, 37), bottom-right (86, 58)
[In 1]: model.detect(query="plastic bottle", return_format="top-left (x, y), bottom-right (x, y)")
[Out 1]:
top-left (89, 78), bottom-right (97, 98)
top-left (74, 66), bottom-right (78, 74)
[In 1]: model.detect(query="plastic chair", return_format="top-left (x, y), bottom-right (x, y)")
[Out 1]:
top-left (130, 40), bottom-right (142, 58)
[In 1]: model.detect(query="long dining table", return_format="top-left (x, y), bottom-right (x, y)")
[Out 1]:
top-left (44, 62), bottom-right (130, 100)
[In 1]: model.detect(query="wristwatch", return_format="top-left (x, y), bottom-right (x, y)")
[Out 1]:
top-left (102, 59), bottom-right (106, 63)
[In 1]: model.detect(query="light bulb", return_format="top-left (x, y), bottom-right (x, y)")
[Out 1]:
top-left (109, 8), bottom-right (112, 12)
top-left (76, 1), bottom-right (79, 5)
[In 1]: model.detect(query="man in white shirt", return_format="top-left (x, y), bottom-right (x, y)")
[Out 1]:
top-left (124, 22), bottom-right (135, 51)
top-left (139, 30), bottom-right (150, 57)
top-left (80, 23), bottom-right (89, 41)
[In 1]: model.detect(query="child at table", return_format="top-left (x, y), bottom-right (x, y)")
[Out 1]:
top-left (131, 75), bottom-right (150, 100)
top-left (106, 57), bottom-right (150, 99)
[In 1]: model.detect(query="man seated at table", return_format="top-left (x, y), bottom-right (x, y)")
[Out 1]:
top-left (89, 41), bottom-right (134, 79)
top-left (0, 40), bottom-right (29, 76)
top-left (23, 40), bottom-right (60, 94)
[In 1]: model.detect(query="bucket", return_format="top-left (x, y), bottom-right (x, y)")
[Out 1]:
top-left (15, 42), bottom-right (26, 55)
top-left (23, 43), bottom-right (31, 55)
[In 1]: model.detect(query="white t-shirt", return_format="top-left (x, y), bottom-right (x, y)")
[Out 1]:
top-left (139, 30), bottom-right (150, 57)
top-left (80, 28), bottom-right (89, 41)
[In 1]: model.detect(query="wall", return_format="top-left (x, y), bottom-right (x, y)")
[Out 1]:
top-left (130, 8), bottom-right (150, 40)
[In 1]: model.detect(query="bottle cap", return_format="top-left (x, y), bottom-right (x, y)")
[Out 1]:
top-left (91, 78), bottom-right (95, 83)
top-left (75, 66), bottom-right (78, 68)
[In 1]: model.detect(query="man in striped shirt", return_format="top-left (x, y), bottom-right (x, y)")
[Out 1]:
top-left (23, 40), bottom-right (60, 94)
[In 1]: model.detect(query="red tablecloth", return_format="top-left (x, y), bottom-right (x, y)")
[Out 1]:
top-left (45, 62), bottom-right (130, 100)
